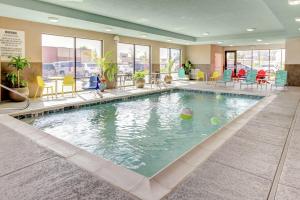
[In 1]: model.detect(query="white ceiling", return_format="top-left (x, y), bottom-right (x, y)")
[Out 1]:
top-left (0, 0), bottom-right (299, 46)
top-left (39, 0), bottom-right (283, 37)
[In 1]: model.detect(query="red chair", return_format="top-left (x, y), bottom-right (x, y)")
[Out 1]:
top-left (237, 69), bottom-right (246, 78)
top-left (256, 70), bottom-right (266, 83)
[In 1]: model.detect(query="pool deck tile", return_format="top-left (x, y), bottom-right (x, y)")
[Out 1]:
top-left (94, 160), bottom-right (145, 192)
top-left (0, 124), bottom-right (56, 177)
top-left (0, 156), bottom-right (136, 200)
top-left (129, 179), bottom-right (170, 200)
top-left (279, 147), bottom-right (300, 189)
top-left (165, 160), bottom-right (272, 200)
top-left (152, 158), bottom-right (195, 190)
top-left (275, 184), bottom-right (300, 200)
top-left (235, 121), bottom-right (289, 146)
top-left (208, 135), bottom-right (283, 180)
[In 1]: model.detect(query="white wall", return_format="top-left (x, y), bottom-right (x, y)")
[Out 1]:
top-left (286, 37), bottom-right (300, 64)
top-left (186, 45), bottom-right (211, 64)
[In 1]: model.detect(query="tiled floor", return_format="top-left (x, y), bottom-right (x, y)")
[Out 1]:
top-left (1, 81), bottom-right (299, 200)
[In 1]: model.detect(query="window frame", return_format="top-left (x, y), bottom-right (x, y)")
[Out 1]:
top-left (41, 33), bottom-right (103, 92)
top-left (117, 42), bottom-right (151, 85)
top-left (159, 47), bottom-right (182, 74)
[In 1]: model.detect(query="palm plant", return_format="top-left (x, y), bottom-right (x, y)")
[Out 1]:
top-left (98, 51), bottom-right (118, 82)
top-left (166, 59), bottom-right (175, 76)
top-left (7, 56), bottom-right (30, 88)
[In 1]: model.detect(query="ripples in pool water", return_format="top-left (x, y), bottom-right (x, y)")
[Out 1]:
top-left (23, 90), bottom-right (261, 177)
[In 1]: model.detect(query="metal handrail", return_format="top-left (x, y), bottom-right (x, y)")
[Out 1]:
top-left (0, 83), bottom-right (30, 111)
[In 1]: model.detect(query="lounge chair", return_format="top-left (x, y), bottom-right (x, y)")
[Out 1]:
top-left (216, 69), bottom-right (232, 86)
top-left (271, 70), bottom-right (287, 89)
top-left (240, 70), bottom-right (257, 89)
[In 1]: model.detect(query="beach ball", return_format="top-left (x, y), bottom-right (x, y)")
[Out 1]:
top-left (180, 108), bottom-right (193, 120)
top-left (210, 117), bottom-right (220, 125)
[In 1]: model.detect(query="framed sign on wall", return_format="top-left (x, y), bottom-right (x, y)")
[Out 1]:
top-left (0, 29), bottom-right (25, 61)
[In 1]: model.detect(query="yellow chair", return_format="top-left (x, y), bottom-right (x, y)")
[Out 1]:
top-left (209, 71), bottom-right (220, 81)
top-left (34, 76), bottom-right (54, 99)
top-left (62, 75), bottom-right (75, 97)
top-left (196, 70), bottom-right (205, 81)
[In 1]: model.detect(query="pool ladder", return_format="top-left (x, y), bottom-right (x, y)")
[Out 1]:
top-left (0, 83), bottom-right (30, 112)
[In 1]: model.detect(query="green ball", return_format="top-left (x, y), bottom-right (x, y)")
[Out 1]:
top-left (210, 117), bottom-right (220, 125)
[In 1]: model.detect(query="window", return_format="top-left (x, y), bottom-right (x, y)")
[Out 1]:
top-left (76, 38), bottom-right (102, 90)
top-left (235, 49), bottom-right (285, 80)
top-left (170, 49), bottom-right (181, 72)
top-left (135, 45), bottom-right (150, 83)
top-left (117, 43), bottom-right (151, 85)
top-left (159, 48), bottom-right (170, 73)
top-left (160, 48), bottom-right (182, 80)
top-left (237, 51), bottom-right (252, 71)
top-left (117, 43), bottom-right (134, 76)
top-left (270, 49), bottom-right (285, 79)
top-left (42, 34), bottom-right (102, 93)
top-left (42, 34), bottom-right (74, 94)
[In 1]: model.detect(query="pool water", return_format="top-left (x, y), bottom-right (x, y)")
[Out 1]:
top-left (22, 90), bottom-right (261, 177)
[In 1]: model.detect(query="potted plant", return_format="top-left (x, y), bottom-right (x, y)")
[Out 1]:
top-left (164, 59), bottom-right (175, 84)
top-left (183, 60), bottom-right (192, 75)
top-left (98, 51), bottom-right (118, 89)
top-left (6, 56), bottom-right (30, 102)
top-left (133, 71), bottom-right (146, 88)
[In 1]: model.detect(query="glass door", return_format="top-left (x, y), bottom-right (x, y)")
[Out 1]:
top-left (225, 51), bottom-right (237, 75)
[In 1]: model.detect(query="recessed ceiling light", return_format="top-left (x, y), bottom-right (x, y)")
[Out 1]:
top-left (105, 28), bottom-right (112, 32)
top-left (256, 39), bottom-right (263, 42)
top-left (203, 32), bottom-right (209, 36)
top-left (167, 39), bottom-right (172, 42)
top-left (289, 0), bottom-right (300, 5)
top-left (295, 18), bottom-right (300, 22)
top-left (246, 28), bottom-right (256, 32)
top-left (264, 43), bottom-right (270, 45)
top-left (217, 41), bottom-right (224, 44)
top-left (298, 28), bottom-right (300, 31)
top-left (229, 45), bottom-right (234, 47)
top-left (48, 17), bottom-right (59, 23)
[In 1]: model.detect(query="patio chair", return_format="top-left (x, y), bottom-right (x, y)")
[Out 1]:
top-left (178, 68), bottom-right (186, 79)
top-left (196, 70), bottom-right (205, 81)
top-left (34, 76), bottom-right (54, 99)
top-left (82, 76), bottom-right (98, 89)
top-left (237, 69), bottom-right (246, 79)
top-left (271, 70), bottom-right (288, 89)
top-left (240, 70), bottom-right (257, 89)
top-left (256, 69), bottom-right (267, 83)
top-left (216, 69), bottom-right (232, 86)
top-left (62, 75), bottom-right (75, 97)
top-left (209, 71), bottom-right (220, 81)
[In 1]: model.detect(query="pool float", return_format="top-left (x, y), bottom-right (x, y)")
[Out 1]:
top-left (210, 117), bottom-right (221, 125)
top-left (180, 108), bottom-right (193, 120)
